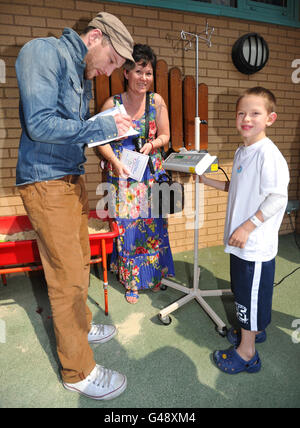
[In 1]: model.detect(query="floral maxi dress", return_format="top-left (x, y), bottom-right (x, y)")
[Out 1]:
top-left (107, 93), bottom-right (175, 291)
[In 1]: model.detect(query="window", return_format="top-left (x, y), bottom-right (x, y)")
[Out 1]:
top-left (251, 0), bottom-right (287, 5)
top-left (105, 0), bottom-right (299, 27)
top-left (245, 0), bottom-right (290, 18)
top-left (191, 0), bottom-right (237, 6)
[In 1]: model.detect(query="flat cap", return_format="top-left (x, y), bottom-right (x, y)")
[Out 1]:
top-left (88, 12), bottom-right (134, 62)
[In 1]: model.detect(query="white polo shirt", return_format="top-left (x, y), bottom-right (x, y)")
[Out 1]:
top-left (224, 137), bottom-right (290, 262)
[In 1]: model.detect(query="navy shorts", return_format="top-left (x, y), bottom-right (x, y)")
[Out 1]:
top-left (230, 254), bottom-right (275, 331)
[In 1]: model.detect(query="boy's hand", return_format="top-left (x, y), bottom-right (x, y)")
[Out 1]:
top-left (228, 220), bottom-right (255, 248)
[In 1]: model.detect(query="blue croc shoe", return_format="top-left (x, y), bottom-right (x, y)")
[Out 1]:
top-left (213, 347), bottom-right (261, 374)
top-left (227, 328), bottom-right (267, 346)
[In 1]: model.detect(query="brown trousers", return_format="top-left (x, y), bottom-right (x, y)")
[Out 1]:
top-left (19, 176), bottom-right (96, 383)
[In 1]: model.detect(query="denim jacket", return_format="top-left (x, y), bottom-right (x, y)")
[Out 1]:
top-left (15, 28), bottom-right (117, 185)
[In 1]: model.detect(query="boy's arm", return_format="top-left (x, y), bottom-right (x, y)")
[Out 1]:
top-left (200, 175), bottom-right (230, 192)
top-left (200, 174), bottom-right (287, 249)
top-left (229, 193), bottom-right (287, 249)
top-left (200, 173), bottom-right (258, 248)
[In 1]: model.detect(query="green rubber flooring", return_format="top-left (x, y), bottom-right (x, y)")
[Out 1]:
top-left (0, 233), bottom-right (299, 408)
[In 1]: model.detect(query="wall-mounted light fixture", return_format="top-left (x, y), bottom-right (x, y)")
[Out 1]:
top-left (232, 33), bottom-right (269, 75)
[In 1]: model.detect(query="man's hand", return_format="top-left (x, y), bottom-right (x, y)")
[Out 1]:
top-left (114, 113), bottom-right (132, 137)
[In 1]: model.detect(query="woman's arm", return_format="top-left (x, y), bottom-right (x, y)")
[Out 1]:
top-left (140, 93), bottom-right (170, 155)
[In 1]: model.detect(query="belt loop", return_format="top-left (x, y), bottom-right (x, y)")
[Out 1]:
top-left (56, 175), bottom-right (80, 184)
top-left (79, 372), bottom-right (86, 381)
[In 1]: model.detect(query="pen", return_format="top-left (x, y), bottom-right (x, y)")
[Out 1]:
top-left (115, 100), bottom-right (122, 114)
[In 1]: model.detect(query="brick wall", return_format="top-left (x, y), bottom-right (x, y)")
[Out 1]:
top-left (0, 0), bottom-right (299, 253)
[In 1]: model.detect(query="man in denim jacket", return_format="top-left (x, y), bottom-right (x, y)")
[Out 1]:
top-left (15, 12), bottom-right (133, 401)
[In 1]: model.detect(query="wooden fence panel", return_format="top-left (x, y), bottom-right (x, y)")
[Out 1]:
top-left (198, 83), bottom-right (208, 151)
top-left (95, 75), bottom-right (110, 113)
top-left (183, 76), bottom-right (196, 150)
top-left (110, 68), bottom-right (125, 97)
top-left (155, 59), bottom-right (169, 150)
top-left (169, 67), bottom-right (183, 151)
top-left (155, 59), bottom-right (169, 109)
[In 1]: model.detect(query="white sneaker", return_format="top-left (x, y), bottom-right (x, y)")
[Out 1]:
top-left (63, 365), bottom-right (127, 400)
top-left (88, 323), bottom-right (116, 344)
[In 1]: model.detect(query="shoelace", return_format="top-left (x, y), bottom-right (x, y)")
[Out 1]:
top-left (89, 365), bottom-right (113, 388)
top-left (89, 324), bottom-right (105, 336)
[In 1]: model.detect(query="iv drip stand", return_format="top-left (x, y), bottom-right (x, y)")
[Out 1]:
top-left (158, 26), bottom-right (232, 335)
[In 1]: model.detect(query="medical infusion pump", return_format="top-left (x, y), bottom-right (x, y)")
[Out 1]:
top-left (163, 150), bottom-right (218, 175)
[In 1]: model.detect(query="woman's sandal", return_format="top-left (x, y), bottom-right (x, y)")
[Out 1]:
top-left (151, 284), bottom-right (161, 293)
top-left (125, 289), bottom-right (139, 304)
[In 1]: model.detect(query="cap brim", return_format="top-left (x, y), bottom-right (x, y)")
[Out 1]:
top-left (111, 40), bottom-right (134, 62)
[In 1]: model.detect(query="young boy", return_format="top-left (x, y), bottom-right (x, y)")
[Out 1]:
top-left (200, 87), bottom-right (289, 374)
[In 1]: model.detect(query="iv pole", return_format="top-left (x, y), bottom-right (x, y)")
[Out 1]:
top-left (158, 24), bottom-right (232, 335)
